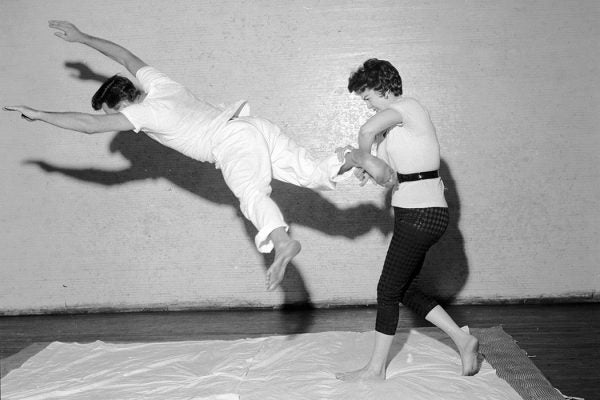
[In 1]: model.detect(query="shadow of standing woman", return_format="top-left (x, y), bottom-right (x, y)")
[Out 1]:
top-left (417, 158), bottom-right (470, 304)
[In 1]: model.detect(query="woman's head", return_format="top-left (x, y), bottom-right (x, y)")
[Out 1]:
top-left (91, 75), bottom-right (141, 112)
top-left (348, 58), bottom-right (402, 97)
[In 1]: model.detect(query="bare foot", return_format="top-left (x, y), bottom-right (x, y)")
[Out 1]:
top-left (457, 334), bottom-right (481, 376)
top-left (335, 365), bottom-right (385, 381)
top-left (266, 240), bottom-right (301, 291)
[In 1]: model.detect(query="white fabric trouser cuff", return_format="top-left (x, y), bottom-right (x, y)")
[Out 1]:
top-left (255, 223), bottom-right (289, 253)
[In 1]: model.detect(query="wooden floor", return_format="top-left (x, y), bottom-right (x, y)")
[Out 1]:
top-left (1, 303), bottom-right (598, 399)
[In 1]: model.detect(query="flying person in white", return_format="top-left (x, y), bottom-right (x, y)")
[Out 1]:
top-left (5, 21), bottom-right (353, 291)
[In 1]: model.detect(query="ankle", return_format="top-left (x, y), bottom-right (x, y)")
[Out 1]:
top-left (269, 227), bottom-right (291, 249)
top-left (275, 238), bottom-right (300, 252)
top-left (365, 360), bottom-right (386, 375)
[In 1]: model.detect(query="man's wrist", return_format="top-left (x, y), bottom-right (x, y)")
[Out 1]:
top-left (78, 33), bottom-right (91, 44)
top-left (32, 110), bottom-right (44, 121)
top-left (344, 149), bottom-right (359, 167)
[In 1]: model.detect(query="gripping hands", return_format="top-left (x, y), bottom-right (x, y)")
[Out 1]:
top-left (336, 145), bottom-right (370, 186)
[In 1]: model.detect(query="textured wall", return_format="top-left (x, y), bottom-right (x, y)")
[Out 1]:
top-left (1, 0), bottom-right (598, 314)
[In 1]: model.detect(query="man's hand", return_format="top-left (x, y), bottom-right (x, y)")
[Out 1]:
top-left (335, 145), bottom-right (356, 163)
top-left (4, 106), bottom-right (134, 134)
top-left (48, 20), bottom-right (147, 76)
top-left (335, 145), bottom-right (372, 185)
top-left (3, 106), bottom-right (39, 122)
top-left (49, 20), bottom-right (86, 43)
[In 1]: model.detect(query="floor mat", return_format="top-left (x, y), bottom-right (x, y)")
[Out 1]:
top-left (1, 327), bottom-right (563, 400)
top-left (476, 326), bottom-right (565, 400)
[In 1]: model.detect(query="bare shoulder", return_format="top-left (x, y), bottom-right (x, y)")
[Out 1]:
top-left (395, 96), bottom-right (425, 109)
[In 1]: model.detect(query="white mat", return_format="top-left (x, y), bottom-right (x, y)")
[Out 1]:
top-left (1, 329), bottom-right (523, 400)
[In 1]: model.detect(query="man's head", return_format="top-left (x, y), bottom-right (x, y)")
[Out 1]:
top-left (347, 58), bottom-right (403, 98)
top-left (91, 75), bottom-right (141, 113)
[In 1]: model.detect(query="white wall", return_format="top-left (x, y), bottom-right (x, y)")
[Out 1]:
top-left (1, 0), bottom-right (598, 314)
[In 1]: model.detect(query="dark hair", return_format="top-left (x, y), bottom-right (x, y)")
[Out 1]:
top-left (348, 58), bottom-right (402, 96)
top-left (91, 75), bottom-right (141, 110)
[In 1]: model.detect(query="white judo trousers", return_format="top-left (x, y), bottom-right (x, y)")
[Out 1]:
top-left (212, 116), bottom-right (346, 253)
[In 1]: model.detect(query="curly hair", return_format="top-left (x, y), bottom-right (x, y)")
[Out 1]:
top-left (348, 58), bottom-right (402, 96)
top-left (91, 75), bottom-right (141, 110)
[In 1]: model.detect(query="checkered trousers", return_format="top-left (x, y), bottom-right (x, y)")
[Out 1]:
top-left (375, 207), bottom-right (449, 335)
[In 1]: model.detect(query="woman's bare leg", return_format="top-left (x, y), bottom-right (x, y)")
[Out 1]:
top-left (425, 305), bottom-right (480, 376)
top-left (335, 331), bottom-right (394, 381)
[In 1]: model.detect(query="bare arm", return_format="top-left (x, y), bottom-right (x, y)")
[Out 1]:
top-left (49, 20), bottom-right (147, 76)
top-left (351, 150), bottom-right (396, 187)
top-left (358, 108), bottom-right (404, 152)
top-left (4, 106), bottom-right (134, 134)
top-left (336, 146), bottom-right (396, 187)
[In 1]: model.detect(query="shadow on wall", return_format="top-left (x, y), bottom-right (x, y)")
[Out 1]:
top-left (418, 159), bottom-right (469, 305)
top-left (23, 62), bottom-right (393, 313)
top-left (24, 62), bottom-right (470, 317)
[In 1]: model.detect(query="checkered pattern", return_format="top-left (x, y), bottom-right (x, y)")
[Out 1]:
top-left (375, 207), bottom-right (449, 335)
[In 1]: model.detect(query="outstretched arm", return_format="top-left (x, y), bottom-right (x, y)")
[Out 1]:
top-left (49, 20), bottom-right (147, 76)
top-left (4, 105), bottom-right (134, 134)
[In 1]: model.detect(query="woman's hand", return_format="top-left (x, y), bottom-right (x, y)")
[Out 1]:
top-left (354, 167), bottom-right (371, 186)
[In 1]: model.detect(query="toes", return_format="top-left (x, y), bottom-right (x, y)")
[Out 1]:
top-left (265, 265), bottom-right (283, 291)
top-left (265, 241), bottom-right (300, 291)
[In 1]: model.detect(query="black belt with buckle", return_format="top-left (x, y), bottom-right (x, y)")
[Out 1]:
top-left (397, 170), bottom-right (439, 183)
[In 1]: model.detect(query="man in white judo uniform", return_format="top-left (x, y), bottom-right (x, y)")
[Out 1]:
top-left (5, 21), bottom-right (352, 291)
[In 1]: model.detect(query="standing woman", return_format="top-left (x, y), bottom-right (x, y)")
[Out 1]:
top-left (336, 59), bottom-right (480, 381)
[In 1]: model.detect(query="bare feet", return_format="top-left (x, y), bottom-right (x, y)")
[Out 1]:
top-left (266, 240), bottom-right (301, 291)
top-left (457, 334), bottom-right (481, 376)
top-left (335, 365), bottom-right (385, 381)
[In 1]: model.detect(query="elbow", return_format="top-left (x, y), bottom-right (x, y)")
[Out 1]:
top-left (373, 167), bottom-right (395, 186)
top-left (80, 124), bottom-right (103, 134)
top-left (81, 116), bottom-right (107, 134)
top-left (372, 173), bottom-right (390, 186)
